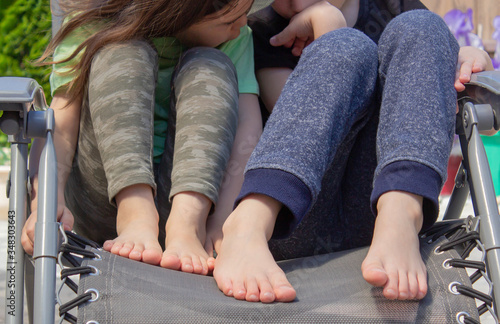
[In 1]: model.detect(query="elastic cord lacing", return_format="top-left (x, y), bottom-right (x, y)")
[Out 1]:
top-left (421, 218), bottom-right (498, 324)
top-left (57, 229), bottom-right (101, 324)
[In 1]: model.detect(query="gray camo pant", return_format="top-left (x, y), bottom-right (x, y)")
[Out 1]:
top-left (65, 41), bottom-right (239, 245)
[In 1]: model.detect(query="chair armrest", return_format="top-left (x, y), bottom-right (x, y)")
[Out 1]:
top-left (459, 71), bottom-right (500, 131)
top-left (467, 71), bottom-right (500, 95)
top-left (0, 77), bottom-right (47, 110)
top-left (0, 77), bottom-right (49, 136)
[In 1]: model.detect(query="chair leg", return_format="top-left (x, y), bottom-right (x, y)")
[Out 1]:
top-left (25, 257), bottom-right (34, 324)
top-left (4, 141), bottom-right (29, 324)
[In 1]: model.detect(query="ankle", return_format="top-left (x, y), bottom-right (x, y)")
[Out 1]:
top-left (116, 184), bottom-right (159, 222)
top-left (377, 191), bottom-right (424, 230)
top-left (222, 194), bottom-right (281, 241)
top-left (169, 192), bottom-right (211, 224)
top-left (116, 209), bottom-right (159, 236)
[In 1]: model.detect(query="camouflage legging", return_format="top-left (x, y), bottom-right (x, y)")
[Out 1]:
top-left (65, 40), bottom-right (239, 245)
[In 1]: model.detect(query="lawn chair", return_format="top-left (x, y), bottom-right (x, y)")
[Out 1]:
top-left (2, 1), bottom-right (500, 323)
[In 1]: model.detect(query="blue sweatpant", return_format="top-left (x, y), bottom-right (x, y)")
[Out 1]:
top-left (238, 10), bottom-right (460, 260)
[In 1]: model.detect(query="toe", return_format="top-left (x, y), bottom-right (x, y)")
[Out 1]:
top-left (160, 252), bottom-right (181, 270)
top-left (257, 277), bottom-right (275, 303)
top-left (218, 278), bottom-right (234, 297)
top-left (232, 279), bottom-right (247, 300)
top-left (207, 257), bottom-right (215, 272)
top-left (383, 269), bottom-right (399, 300)
top-left (110, 242), bottom-right (124, 255)
top-left (128, 245), bottom-right (144, 261)
top-left (180, 256), bottom-right (194, 273)
top-left (397, 271), bottom-right (410, 300)
top-left (269, 271), bottom-right (296, 302)
top-left (416, 271), bottom-right (428, 299)
top-left (102, 240), bottom-right (114, 251)
top-left (118, 242), bottom-right (135, 258)
top-left (142, 247), bottom-right (162, 265)
top-left (245, 277), bottom-right (260, 302)
top-left (362, 262), bottom-right (388, 287)
top-left (190, 256), bottom-right (204, 274)
top-left (408, 272), bottom-right (419, 299)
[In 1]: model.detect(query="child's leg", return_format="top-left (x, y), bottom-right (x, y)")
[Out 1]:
top-left (65, 40), bottom-right (162, 265)
top-left (268, 109), bottom-right (378, 261)
top-left (362, 10), bottom-right (460, 299)
top-left (158, 48), bottom-right (239, 274)
top-left (214, 29), bottom-right (379, 301)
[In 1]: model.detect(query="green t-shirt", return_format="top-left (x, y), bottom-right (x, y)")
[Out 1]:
top-left (50, 24), bottom-right (259, 163)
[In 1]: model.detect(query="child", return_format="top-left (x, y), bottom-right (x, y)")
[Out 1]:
top-left (213, 0), bottom-right (494, 303)
top-left (21, 0), bottom-right (261, 276)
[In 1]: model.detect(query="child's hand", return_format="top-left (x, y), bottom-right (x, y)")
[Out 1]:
top-left (270, 1), bottom-right (346, 56)
top-left (455, 47), bottom-right (497, 135)
top-left (455, 46), bottom-right (493, 92)
top-left (21, 205), bottom-right (74, 255)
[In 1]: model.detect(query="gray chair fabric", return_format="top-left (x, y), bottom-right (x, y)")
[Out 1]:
top-left (68, 230), bottom-right (479, 323)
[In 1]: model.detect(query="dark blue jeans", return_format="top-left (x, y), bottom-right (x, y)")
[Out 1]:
top-left (238, 10), bottom-right (460, 260)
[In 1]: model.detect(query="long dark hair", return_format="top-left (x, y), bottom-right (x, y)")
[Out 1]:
top-left (39, 0), bottom-right (236, 103)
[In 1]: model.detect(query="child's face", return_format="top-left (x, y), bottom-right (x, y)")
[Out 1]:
top-left (272, 0), bottom-right (322, 19)
top-left (175, 0), bottom-right (253, 48)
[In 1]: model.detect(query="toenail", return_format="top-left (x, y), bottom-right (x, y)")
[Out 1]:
top-left (263, 292), bottom-right (274, 300)
top-left (386, 289), bottom-right (397, 298)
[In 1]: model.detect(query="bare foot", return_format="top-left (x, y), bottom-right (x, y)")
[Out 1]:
top-left (103, 184), bottom-right (162, 265)
top-left (361, 191), bottom-right (427, 300)
top-left (103, 219), bottom-right (163, 265)
top-left (213, 194), bottom-right (296, 303)
top-left (160, 192), bottom-right (215, 275)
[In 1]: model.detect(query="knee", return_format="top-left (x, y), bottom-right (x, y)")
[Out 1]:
top-left (175, 47), bottom-right (238, 88)
top-left (93, 39), bottom-right (157, 70)
top-left (90, 39), bottom-right (157, 86)
top-left (182, 47), bottom-right (233, 66)
top-left (388, 10), bottom-right (442, 31)
top-left (303, 28), bottom-right (378, 72)
top-left (383, 10), bottom-right (457, 47)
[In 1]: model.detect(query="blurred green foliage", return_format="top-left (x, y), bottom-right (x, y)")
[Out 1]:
top-left (0, 0), bottom-right (52, 164)
top-left (0, 0), bottom-right (16, 14)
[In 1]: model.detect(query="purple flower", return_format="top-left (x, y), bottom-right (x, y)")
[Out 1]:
top-left (493, 16), bottom-right (500, 70)
top-left (443, 8), bottom-right (484, 49)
